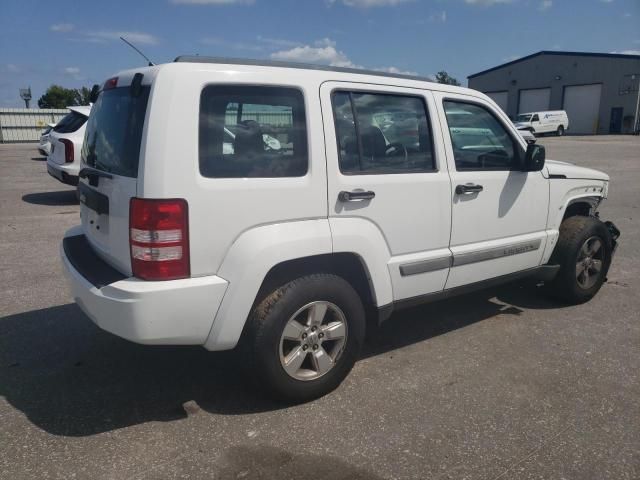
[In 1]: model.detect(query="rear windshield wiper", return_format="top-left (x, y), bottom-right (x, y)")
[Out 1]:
top-left (79, 166), bottom-right (113, 186)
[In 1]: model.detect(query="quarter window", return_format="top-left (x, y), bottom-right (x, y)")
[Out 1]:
top-left (199, 86), bottom-right (307, 178)
top-left (443, 101), bottom-right (519, 171)
top-left (332, 91), bottom-right (435, 174)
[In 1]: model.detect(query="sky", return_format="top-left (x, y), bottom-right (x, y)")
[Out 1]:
top-left (0, 0), bottom-right (638, 108)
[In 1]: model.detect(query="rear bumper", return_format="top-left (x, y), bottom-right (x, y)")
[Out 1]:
top-left (61, 227), bottom-right (229, 345)
top-left (47, 161), bottom-right (79, 186)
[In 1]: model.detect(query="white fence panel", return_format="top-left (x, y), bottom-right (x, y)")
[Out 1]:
top-left (0, 108), bottom-right (69, 142)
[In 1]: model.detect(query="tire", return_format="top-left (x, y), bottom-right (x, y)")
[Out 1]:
top-left (244, 274), bottom-right (365, 402)
top-left (547, 216), bottom-right (612, 304)
top-left (557, 125), bottom-right (565, 136)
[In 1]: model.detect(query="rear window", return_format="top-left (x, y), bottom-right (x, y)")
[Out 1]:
top-left (199, 85), bottom-right (308, 178)
top-left (82, 86), bottom-right (150, 178)
top-left (53, 112), bottom-right (87, 133)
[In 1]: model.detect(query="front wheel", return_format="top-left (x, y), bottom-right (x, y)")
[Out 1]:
top-left (547, 216), bottom-right (613, 304)
top-left (244, 274), bottom-right (365, 402)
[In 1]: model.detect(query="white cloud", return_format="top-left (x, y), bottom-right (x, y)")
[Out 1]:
top-left (329, 0), bottom-right (413, 7)
top-left (63, 66), bottom-right (85, 80)
top-left (170, 0), bottom-right (254, 4)
top-left (623, 12), bottom-right (632, 17)
top-left (50, 23), bottom-right (75, 32)
top-left (503, 54), bottom-right (522, 62)
top-left (429, 10), bottom-right (447, 22)
top-left (270, 38), bottom-right (417, 75)
top-left (612, 50), bottom-right (640, 55)
top-left (540, 0), bottom-right (552, 10)
top-left (86, 31), bottom-right (159, 45)
top-left (464, 0), bottom-right (513, 5)
top-left (6, 64), bottom-right (21, 73)
top-left (375, 66), bottom-right (417, 75)
top-left (271, 39), bottom-right (355, 67)
top-left (600, 0), bottom-right (613, 3)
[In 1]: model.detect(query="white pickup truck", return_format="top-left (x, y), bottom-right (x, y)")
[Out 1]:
top-left (61, 58), bottom-right (619, 401)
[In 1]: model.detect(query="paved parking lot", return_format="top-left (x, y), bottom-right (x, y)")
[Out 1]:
top-left (1, 136), bottom-right (638, 480)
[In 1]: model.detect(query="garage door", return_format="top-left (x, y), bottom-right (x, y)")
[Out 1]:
top-left (563, 84), bottom-right (602, 134)
top-left (518, 88), bottom-right (550, 113)
top-left (486, 91), bottom-right (508, 113)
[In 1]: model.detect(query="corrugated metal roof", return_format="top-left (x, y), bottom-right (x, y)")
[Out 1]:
top-left (468, 50), bottom-right (640, 79)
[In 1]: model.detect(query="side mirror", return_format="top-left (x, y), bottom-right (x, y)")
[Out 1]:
top-left (89, 84), bottom-right (100, 103)
top-left (523, 143), bottom-right (545, 171)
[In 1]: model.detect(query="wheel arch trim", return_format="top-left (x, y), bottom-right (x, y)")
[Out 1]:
top-left (203, 219), bottom-right (392, 351)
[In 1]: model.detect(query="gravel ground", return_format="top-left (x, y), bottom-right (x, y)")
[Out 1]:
top-left (0, 136), bottom-right (638, 480)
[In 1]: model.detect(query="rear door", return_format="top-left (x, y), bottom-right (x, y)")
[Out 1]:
top-left (49, 111), bottom-right (88, 164)
top-left (321, 82), bottom-right (452, 301)
top-left (79, 80), bottom-right (150, 275)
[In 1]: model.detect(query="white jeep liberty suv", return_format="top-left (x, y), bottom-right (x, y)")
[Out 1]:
top-left (61, 58), bottom-right (619, 401)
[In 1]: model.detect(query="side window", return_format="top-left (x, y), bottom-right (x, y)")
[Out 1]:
top-left (199, 86), bottom-right (307, 178)
top-left (532, 114), bottom-right (540, 122)
top-left (332, 91), bottom-right (435, 174)
top-left (53, 112), bottom-right (88, 133)
top-left (443, 101), bottom-right (519, 171)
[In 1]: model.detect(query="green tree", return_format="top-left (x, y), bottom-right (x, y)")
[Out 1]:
top-left (434, 71), bottom-right (461, 86)
top-left (75, 86), bottom-right (93, 105)
top-left (37, 85), bottom-right (79, 108)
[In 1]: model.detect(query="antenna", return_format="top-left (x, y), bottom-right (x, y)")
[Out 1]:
top-left (19, 87), bottom-right (32, 108)
top-left (119, 36), bottom-right (155, 66)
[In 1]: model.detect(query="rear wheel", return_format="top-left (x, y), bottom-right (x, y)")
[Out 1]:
top-left (557, 125), bottom-right (565, 136)
top-left (245, 274), bottom-right (365, 402)
top-left (547, 216), bottom-right (612, 304)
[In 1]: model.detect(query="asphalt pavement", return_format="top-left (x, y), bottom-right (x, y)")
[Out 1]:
top-left (0, 136), bottom-right (638, 479)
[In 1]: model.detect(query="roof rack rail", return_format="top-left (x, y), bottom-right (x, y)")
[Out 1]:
top-left (173, 55), bottom-right (435, 83)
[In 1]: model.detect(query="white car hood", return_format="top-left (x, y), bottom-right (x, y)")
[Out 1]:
top-left (545, 159), bottom-right (609, 181)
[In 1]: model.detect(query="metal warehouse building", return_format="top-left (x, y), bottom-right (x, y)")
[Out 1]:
top-left (468, 51), bottom-right (640, 135)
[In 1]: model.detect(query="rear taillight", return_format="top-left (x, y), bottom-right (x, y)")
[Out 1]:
top-left (129, 198), bottom-right (190, 281)
top-left (60, 139), bottom-right (74, 163)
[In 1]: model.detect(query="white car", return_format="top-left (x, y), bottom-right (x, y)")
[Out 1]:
top-left (514, 110), bottom-right (569, 136)
top-left (47, 106), bottom-right (91, 186)
top-left (61, 60), bottom-right (619, 401)
top-left (38, 123), bottom-right (56, 156)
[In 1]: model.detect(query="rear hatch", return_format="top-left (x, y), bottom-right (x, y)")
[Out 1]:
top-left (49, 109), bottom-right (89, 164)
top-left (79, 78), bottom-right (150, 275)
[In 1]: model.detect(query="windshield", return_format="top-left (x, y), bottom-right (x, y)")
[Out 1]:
top-left (53, 111), bottom-right (88, 133)
top-left (82, 86), bottom-right (150, 178)
top-left (516, 114), bottom-right (532, 122)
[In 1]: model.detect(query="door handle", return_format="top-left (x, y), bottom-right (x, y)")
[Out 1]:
top-left (455, 183), bottom-right (483, 195)
top-left (338, 190), bottom-right (376, 202)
